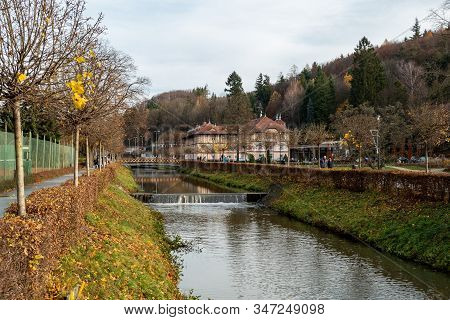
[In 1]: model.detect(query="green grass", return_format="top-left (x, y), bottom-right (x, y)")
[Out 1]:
top-left (50, 167), bottom-right (181, 299)
top-left (186, 169), bottom-right (450, 271)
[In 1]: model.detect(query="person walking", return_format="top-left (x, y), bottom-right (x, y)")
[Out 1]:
top-left (320, 155), bottom-right (327, 168)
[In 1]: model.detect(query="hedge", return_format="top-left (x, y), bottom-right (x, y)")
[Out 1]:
top-left (0, 165), bottom-right (117, 299)
top-left (180, 161), bottom-right (450, 202)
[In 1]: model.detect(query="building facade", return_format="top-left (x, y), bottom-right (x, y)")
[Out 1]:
top-left (182, 115), bottom-right (289, 162)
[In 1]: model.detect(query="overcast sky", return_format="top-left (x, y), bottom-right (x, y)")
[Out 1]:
top-left (86, 0), bottom-right (441, 97)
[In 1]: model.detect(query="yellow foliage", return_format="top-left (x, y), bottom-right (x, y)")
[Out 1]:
top-left (17, 73), bottom-right (27, 84)
top-left (72, 93), bottom-right (88, 110)
top-left (66, 80), bottom-right (84, 95)
top-left (74, 56), bottom-right (86, 63)
top-left (343, 72), bottom-right (352, 87)
top-left (83, 72), bottom-right (93, 79)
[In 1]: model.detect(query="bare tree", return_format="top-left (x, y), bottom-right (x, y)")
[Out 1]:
top-left (0, 0), bottom-right (103, 215)
top-left (282, 79), bottom-right (304, 123)
top-left (428, 1), bottom-right (449, 29)
top-left (287, 128), bottom-right (302, 166)
top-left (395, 60), bottom-right (425, 105)
top-left (409, 103), bottom-right (449, 172)
top-left (304, 123), bottom-right (332, 168)
top-left (52, 43), bottom-right (147, 185)
top-left (333, 104), bottom-right (378, 168)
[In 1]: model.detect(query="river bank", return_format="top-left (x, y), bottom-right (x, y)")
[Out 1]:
top-left (184, 169), bottom-right (449, 272)
top-left (48, 166), bottom-right (182, 299)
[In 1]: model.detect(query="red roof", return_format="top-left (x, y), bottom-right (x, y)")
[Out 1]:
top-left (244, 116), bottom-right (287, 133)
top-left (186, 122), bottom-right (230, 137)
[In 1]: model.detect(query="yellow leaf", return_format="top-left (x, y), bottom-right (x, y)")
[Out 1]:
top-left (74, 56), bottom-right (85, 63)
top-left (17, 73), bottom-right (27, 84)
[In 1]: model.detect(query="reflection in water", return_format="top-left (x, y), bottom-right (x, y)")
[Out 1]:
top-left (130, 165), bottom-right (450, 300)
top-left (132, 165), bottom-right (229, 194)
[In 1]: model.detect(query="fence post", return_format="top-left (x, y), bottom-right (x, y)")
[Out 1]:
top-left (3, 123), bottom-right (6, 181)
top-left (62, 139), bottom-right (65, 168)
top-left (35, 133), bottom-right (39, 173)
top-left (49, 137), bottom-right (52, 169)
top-left (42, 135), bottom-right (46, 171)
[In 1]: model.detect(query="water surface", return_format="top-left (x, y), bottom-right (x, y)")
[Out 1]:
top-left (131, 164), bottom-right (450, 299)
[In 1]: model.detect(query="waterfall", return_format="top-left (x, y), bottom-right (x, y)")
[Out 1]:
top-left (149, 193), bottom-right (248, 204)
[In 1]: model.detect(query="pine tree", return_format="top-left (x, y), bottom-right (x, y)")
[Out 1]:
top-left (254, 73), bottom-right (272, 113)
top-left (306, 97), bottom-right (314, 124)
top-left (349, 37), bottom-right (386, 106)
top-left (224, 71), bottom-right (253, 124)
top-left (411, 18), bottom-right (421, 39)
top-left (225, 71), bottom-right (244, 96)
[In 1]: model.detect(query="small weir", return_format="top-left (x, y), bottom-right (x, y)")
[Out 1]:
top-left (132, 192), bottom-right (266, 204)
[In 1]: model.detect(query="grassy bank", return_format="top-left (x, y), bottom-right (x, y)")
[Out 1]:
top-left (186, 169), bottom-right (449, 272)
top-left (49, 167), bottom-right (182, 299)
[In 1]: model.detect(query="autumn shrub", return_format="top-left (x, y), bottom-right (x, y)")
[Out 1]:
top-left (0, 164), bottom-right (117, 299)
top-left (180, 161), bottom-right (449, 202)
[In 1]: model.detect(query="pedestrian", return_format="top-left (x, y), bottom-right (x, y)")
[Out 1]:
top-left (320, 155), bottom-right (327, 168)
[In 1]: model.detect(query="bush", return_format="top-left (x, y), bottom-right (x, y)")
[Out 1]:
top-left (180, 161), bottom-right (449, 202)
top-left (0, 165), bottom-right (117, 299)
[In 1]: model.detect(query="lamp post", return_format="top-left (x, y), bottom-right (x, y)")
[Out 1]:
top-left (370, 115), bottom-right (381, 169)
top-left (154, 130), bottom-right (160, 158)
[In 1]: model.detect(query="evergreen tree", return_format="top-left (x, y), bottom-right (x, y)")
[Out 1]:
top-left (306, 97), bottom-right (315, 124)
top-left (312, 68), bottom-right (328, 122)
top-left (411, 18), bottom-right (421, 39)
top-left (225, 71), bottom-right (244, 97)
top-left (224, 71), bottom-right (253, 124)
top-left (254, 73), bottom-right (272, 113)
top-left (349, 37), bottom-right (386, 106)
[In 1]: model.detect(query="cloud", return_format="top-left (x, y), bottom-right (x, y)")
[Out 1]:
top-left (86, 0), bottom-right (441, 96)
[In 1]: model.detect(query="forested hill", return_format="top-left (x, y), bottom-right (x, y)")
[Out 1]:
top-left (137, 27), bottom-right (448, 132)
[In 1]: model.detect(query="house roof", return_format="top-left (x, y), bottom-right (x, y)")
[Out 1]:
top-left (243, 116), bottom-right (287, 133)
top-left (186, 122), bottom-right (231, 137)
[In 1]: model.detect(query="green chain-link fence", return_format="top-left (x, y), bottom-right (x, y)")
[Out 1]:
top-left (1, 126), bottom-right (74, 181)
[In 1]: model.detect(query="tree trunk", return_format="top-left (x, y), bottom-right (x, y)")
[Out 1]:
top-left (317, 145), bottom-right (321, 168)
top-left (13, 101), bottom-right (26, 216)
top-left (74, 125), bottom-right (80, 186)
top-left (425, 142), bottom-right (429, 173)
top-left (288, 149), bottom-right (291, 166)
top-left (99, 142), bottom-right (102, 171)
top-left (236, 127), bottom-right (240, 162)
top-left (86, 136), bottom-right (90, 177)
top-left (359, 147), bottom-right (362, 168)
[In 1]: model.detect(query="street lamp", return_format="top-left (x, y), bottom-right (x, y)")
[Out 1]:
top-left (154, 130), bottom-right (160, 158)
top-left (370, 115), bottom-right (381, 169)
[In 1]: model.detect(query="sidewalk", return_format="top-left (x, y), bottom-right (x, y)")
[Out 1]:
top-left (0, 171), bottom-right (84, 217)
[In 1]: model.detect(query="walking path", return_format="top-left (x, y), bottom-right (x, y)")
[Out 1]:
top-left (385, 165), bottom-right (446, 173)
top-left (0, 171), bottom-right (84, 217)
